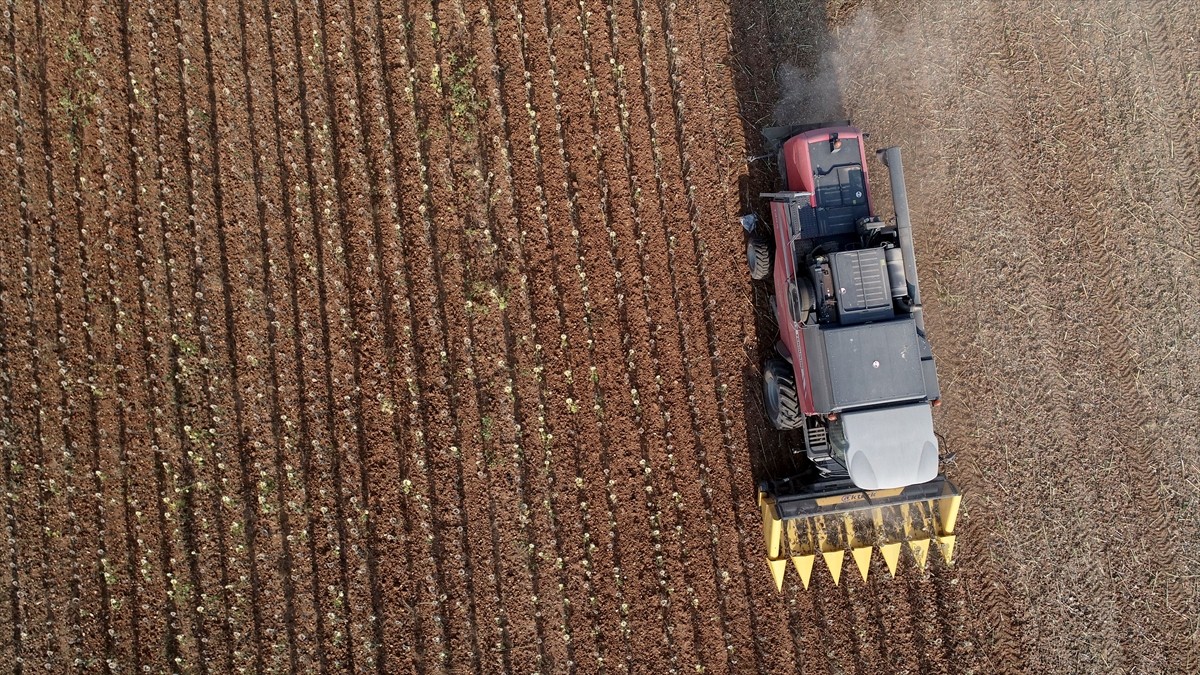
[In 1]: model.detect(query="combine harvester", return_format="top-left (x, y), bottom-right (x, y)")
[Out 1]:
top-left (743, 124), bottom-right (961, 590)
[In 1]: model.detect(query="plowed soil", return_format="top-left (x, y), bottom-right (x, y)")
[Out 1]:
top-left (0, 0), bottom-right (1196, 672)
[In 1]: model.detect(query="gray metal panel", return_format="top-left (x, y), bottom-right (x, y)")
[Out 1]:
top-left (791, 201), bottom-right (858, 240)
top-left (922, 358), bottom-right (941, 401)
top-left (801, 324), bottom-right (833, 412)
top-left (821, 318), bottom-right (926, 410)
top-left (841, 403), bottom-right (939, 490)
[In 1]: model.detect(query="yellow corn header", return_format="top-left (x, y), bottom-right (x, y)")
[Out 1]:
top-left (758, 477), bottom-right (960, 590)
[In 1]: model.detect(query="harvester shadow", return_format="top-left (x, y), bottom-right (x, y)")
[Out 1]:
top-left (728, 0), bottom-right (847, 487)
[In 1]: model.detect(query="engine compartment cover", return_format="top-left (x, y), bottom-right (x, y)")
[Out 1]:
top-left (804, 316), bottom-right (928, 411)
top-left (831, 248), bottom-right (894, 324)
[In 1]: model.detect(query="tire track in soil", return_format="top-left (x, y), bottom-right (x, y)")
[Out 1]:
top-left (831, 3), bottom-right (1029, 671)
top-left (29, 0), bottom-right (112, 664)
top-left (316, 0), bottom-right (506, 669)
top-left (1145, 3), bottom-right (1200, 213)
top-left (879, 8), bottom-right (992, 673)
top-left (932, 563), bottom-right (981, 671)
top-left (912, 561), bottom-right (965, 675)
top-left (113, 0), bottom-right (210, 665)
top-left (4, 0), bottom-right (82, 667)
top-left (78, 2), bottom-right (163, 666)
top-left (1111, 3), bottom-right (1200, 666)
top-left (999, 7), bottom-right (1133, 670)
top-left (906, 3), bottom-right (1075, 670)
top-left (385, 0), bottom-right (572, 668)
top-left (58, 4), bottom-right (128, 667)
top-left (680, 0), bottom-right (837, 669)
top-left (251, 0), bottom-right (345, 668)
top-left (1135, 0), bottom-right (1200, 647)
top-left (901, 7), bottom-right (1026, 675)
top-left (277, 0), bottom-right (367, 666)
top-left (223, 0), bottom-right (314, 667)
top-left (205, 0), bottom-right (336, 666)
top-left (466, 0), bottom-right (631, 669)
top-left (522, 0), bottom-right (706, 666)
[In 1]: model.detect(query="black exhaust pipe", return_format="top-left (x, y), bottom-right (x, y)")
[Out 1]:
top-left (876, 146), bottom-right (924, 334)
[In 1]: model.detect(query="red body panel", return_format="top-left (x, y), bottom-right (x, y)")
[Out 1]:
top-left (769, 125), bottom-right (875, 416)
top-left (769, 200), bottom-right (816, 414)
top-left (782, 125), bottom-right (874, 211)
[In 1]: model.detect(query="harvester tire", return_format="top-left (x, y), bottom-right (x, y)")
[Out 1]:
top-left (763, 358), bottom-right (803, 430)
top-left (747, 237), bottom-right (772, 280)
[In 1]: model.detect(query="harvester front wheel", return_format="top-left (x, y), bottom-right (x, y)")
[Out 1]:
top-left (747, 237), bottom-right (772, 280)
top-left (763, 358), bottom-right (803, 430)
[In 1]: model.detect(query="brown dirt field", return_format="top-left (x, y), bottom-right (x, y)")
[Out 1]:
top-left (0, 0), bottom-right (1197, 672)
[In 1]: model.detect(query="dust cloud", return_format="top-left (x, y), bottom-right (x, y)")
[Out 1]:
top-left (773, 54), bottom-right (847, 125)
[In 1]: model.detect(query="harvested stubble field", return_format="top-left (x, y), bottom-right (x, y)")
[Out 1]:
top-left (0, 0), bottom-right (1196, 671)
